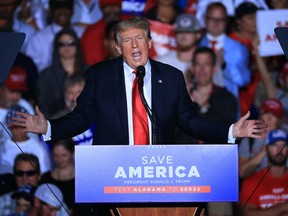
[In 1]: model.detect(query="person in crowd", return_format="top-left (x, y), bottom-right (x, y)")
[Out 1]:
top-left (188, 46), bottom-right (238, 216)
top-left (0, 153), bottom-right (41, 216)
top-left (104, 20), bottom-right (121, 60)
top-left (265, 0), bottom-right (288, 9)
top-left (239, 98), bottom-right (284, 179)
top-left (144, 0), bottom-right (184, 59)
top-left (27, 183), bottom-right (69, 216)
top-left (14, 0), bottom-right (48, 31)
top-left (8, 184), bottom-right (36, 216)
top-left (25, 0), bottom-right (84, 72)
top-left (230, 2), bottom-right (258, 51)
top-left (0, 67), bottom-right (39, 152)
top-left (51, 74), bottom-right (85, 118)
top-left (252, 36), bottom-right (288, 131)
top-left (0, 67), bottom-right (34, 114)
top-left (0, 0), bottom-right (35, 50)
top-left (239, 129), bottom-right (288, 215)
top-left (13, 15), bottom-right (267, 216)
top-left (11, 56), bottom-right (39, 107)
top-left (1, 105), bottom-right (51, 174)
top-left (71, 0), bottom-right (103, 29)
top-left (189, 47), bottom-right (238, 124)
top-left (156, 13), bottom-right (202, 79)
top-left (80, 0), bottom-right (122, 65)
top-left (230, 2), bottom-right (261, 118)
top-left (51, 75), bottom-right (94, 146)
top-left (175, 46), bottom-right (238, 144)
top-left (37, 28), bottom-right (86, 118)
top-left (40, 139), bottom-right (75, 215)
top-left (0, 173), bottom-right (17, 196)
top-left (144, 0), bottom-right (183, 24)
top-left (199, 2), bottom-right (251, 102)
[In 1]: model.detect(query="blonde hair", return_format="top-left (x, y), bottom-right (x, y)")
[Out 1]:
top-left (113, 16), bottom-right (152, 44)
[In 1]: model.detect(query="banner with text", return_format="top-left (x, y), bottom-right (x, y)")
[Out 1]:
top-left (257, 9), bottom-right (288, 57)
top-left (122, 0), bottom-right (146, 16)
top-left (75, 145), bottom-right (238, 203)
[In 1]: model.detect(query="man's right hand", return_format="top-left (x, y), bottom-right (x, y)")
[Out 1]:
top-left (12, 105), bottom-right (48, 135)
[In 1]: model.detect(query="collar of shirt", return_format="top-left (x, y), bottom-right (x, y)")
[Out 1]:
top-left (72, 0), bottom-right (102, 24)
top-left (207, 33), bottom-right (225, 50)
top-left (123, 60), bottom-right (152, 86)
top-left (50, 23), bottom-right (63, 35)
top-left (75, 0), bottom-right (96, 11)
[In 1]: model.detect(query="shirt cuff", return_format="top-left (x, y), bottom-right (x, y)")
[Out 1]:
top-left (41, 120), bottom-right (52, 141)
top-left (228, 124), bottom-right (236, 144)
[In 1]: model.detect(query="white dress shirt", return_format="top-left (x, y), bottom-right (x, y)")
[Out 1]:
top-left (206, 33), bottom-right (225, 51)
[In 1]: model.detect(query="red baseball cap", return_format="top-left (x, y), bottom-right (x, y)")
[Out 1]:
top-left (4, 66), bottom-right (28, 91)
top-left (260, 99), bottom-right (283, 118)
top-left (99, 0), bottom-right (121, 8)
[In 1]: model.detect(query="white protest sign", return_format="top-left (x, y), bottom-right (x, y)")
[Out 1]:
top-left (257, 9), bottom-right (288, 57)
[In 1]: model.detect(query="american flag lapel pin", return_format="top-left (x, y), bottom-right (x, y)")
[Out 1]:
top-left (158, 79), bottom-right (162, 84)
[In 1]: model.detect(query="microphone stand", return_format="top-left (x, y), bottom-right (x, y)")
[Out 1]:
top-left (138, 78), bottom-right (157, 145)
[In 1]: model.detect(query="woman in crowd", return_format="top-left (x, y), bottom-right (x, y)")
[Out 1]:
top-left (144, 0), bottom-right (183, 24)
top-left (40, 139), bottom-right (75, 215)
top-left (37, 28), bottom-right (86, 118)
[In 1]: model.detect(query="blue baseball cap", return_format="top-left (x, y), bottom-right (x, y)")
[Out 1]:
top-left (265, 129), bottom-right (288, 145)
top-left (11, 184), bottom-right (36, 203)
top-left (5, 104), bottom-right (28, 128)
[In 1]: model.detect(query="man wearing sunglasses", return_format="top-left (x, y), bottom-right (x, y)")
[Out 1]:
top-left (0, 153), bottom-right (41, 216)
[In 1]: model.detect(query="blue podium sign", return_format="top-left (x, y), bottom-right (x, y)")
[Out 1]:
top-left (75, 145), bottom-right (238, 203)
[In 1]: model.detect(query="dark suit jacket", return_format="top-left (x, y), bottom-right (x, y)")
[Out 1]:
top-left (50, 57), bottom-right (230, 145)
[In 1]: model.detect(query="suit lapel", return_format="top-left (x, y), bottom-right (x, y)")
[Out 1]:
top-left (110, 58), bottom-right (128, 137)
top-left (151, 60), bottom-right (164, 127)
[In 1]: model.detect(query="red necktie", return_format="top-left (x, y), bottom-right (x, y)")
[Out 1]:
top-left (132, 71), bottom-right (149, 145)
top-left (210, 40), bottom-right (217, 52)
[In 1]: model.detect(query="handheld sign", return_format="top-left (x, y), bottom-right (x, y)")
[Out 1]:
top-left (257, 9), bottom-right (288, 57)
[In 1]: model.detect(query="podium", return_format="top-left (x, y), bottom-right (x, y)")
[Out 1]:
top-left (75, 145), bottom-right (238, 215)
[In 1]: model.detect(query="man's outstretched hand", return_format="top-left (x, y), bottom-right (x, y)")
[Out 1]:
top-left (233, 111), bottom-right (268, 139)
top-left (12, 106), bottom-right (48, 135)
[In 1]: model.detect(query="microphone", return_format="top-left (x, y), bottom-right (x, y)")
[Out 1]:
top-left (136, 65), bottom-right (145, 88)
top-left (136, 66), bottom-right (157, 144)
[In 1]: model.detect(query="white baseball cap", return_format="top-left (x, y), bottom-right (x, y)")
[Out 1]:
top-left (35, 184), bottom-right (63, 208)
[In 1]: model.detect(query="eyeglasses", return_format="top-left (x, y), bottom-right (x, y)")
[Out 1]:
top-left (56, 40), bottom-right (77, 48)
top-left (15, 170), bottom-right (37, 177)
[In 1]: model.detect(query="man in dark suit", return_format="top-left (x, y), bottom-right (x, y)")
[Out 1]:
top-left (14, 16), bottom-right (266, 146)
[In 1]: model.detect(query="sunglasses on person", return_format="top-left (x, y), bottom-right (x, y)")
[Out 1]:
top-left (56, 40), bottom-right (77, 47)
top-left (15, 170), bottom-right (38, 177)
